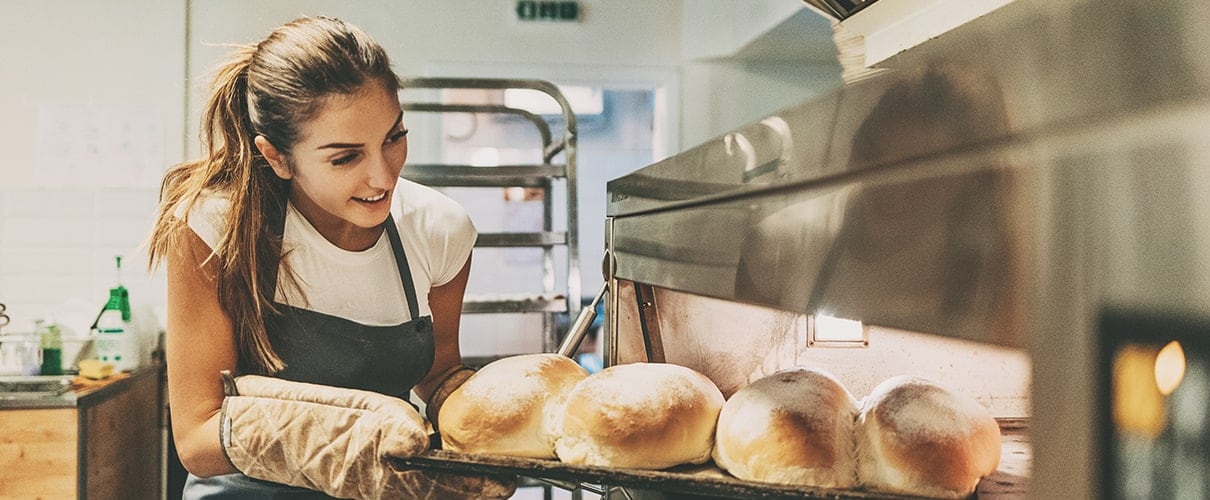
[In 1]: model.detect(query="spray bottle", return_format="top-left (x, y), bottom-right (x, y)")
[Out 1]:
top-left (92, 256), bottom-right (139, 372)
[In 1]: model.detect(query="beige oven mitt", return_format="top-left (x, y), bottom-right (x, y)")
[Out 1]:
top-left (219, 372), bottom-right (516, 499)
top-left (425, 365), bottom-right (477, 428)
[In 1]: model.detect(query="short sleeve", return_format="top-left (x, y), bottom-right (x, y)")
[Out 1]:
top-left (175, 192), bottom-right (231, 250)
top-left (393, 179), bottom-right (478, 288)
top-left (428, 204), bottom-right (477, 287)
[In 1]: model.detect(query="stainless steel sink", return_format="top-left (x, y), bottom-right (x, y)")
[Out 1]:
top-left (0, 375), bottom-right (74, 399)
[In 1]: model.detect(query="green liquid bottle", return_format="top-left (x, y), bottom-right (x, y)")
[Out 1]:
top-left (95, 286), bottom-right (138, 372)
top-left (38, 320), bottom-right (63, 376)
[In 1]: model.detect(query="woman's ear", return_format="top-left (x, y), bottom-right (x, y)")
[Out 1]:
top-left (254, 135), bottom-right (293, 180)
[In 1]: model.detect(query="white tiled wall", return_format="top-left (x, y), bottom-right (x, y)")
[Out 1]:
top-left (0, 187), bottom-right (166, 336)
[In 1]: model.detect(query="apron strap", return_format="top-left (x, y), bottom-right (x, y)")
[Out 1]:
top-left (384, 215), bottom-right (421, 318)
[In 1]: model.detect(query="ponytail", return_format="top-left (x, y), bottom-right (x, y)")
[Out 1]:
top-left (149, 44), bottom-right (288, 374)
top-left (204, 44), bottom-right (258, 183)
top-left (212, 45), bottom-right (290, 375)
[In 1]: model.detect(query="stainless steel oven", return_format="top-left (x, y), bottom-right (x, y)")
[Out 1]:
top-left (604, 0), bottom-right (1210, 497)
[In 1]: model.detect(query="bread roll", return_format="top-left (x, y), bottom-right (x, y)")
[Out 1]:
top-left (713, 367), bottom-right (859, 488)
top-left (856, 376), bottom-right (1001, 498)
top-left (555, 362), bottom-right (724, 469)
top-left (438, 353), bottom-right (588, 458)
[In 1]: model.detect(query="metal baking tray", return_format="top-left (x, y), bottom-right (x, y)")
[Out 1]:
top-left (393, 424), bottom-right (1028, 499)
top-left (393, 450), bottom-right (897, 499)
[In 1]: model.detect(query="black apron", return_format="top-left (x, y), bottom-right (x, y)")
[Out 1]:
top-left (183, 208), bottom-right (435, 500)
top-left (263, 213), bottom-right (435, 398)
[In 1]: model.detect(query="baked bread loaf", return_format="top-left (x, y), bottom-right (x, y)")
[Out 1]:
top-left (555, 362), bottom-right (724, 469)
top-left (438, 353), bottom-right (588, 458)
top-left (712, 367), bottom-right (859, 488)
top-left (855, 375), bottom-right (1001, 498)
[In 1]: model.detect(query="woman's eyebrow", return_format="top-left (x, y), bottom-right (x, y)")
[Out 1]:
top-left (383, 110), bottom-right (404, 138)
top-left (315, 111), bottom-right (405, 150)
top-left (317, 141), bottom-right (362, 150)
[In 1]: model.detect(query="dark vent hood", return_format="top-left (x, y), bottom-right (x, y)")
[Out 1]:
top-left (801, 0), bottom-right (879, 20)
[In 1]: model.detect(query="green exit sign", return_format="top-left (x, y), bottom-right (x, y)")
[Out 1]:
top-left (516, 1), bottom-right (580, 22)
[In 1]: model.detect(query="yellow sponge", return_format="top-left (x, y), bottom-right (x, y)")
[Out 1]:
top-left (78, 359), bottom-right (115, 380)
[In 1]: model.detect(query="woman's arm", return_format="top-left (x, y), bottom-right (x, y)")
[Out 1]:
top-left (413, 255), bottom-right (472, 405)
top-left (165, 227), bottom-right (240, 477)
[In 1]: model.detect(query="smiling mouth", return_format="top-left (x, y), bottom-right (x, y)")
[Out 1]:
top-left (355, 191), bottom-right (388, 203)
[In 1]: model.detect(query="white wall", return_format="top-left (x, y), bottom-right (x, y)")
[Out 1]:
top-left (0, 0), bottom-right (843, 349)
top-left (184, 1), bottom-right (843, 152)
top-left (184, 0), bottom-right (685, 158)
top-left (0, 0), bottom-right (186, 336)
top-left (680, 0), bottom-right (810, 61)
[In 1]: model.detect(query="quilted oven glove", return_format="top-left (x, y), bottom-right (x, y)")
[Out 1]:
top-left (219, 372), bottom-right (516, 500)
top-left (426, 365), bottom-right (477, 429)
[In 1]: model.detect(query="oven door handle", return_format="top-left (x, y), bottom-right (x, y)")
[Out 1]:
top-left (557, 282), bottom-right (608, 358)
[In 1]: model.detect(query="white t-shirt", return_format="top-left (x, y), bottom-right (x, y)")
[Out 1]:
top-left (185, 178), bottom-right (477, 325)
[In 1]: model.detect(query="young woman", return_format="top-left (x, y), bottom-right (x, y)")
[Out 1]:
top-left (147, 16), bottom-right (513, 499)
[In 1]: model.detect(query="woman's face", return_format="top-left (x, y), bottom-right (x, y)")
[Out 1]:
top-left (275, 82), bottom-right (408, 250)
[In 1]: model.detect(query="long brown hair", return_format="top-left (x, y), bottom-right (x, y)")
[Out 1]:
top-left (147, 16), bottom-right (400, 374)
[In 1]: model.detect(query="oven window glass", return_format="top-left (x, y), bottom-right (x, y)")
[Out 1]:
top-left (1102, 309), bottom-right (1210, 500)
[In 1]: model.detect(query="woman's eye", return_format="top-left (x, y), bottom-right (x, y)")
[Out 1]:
top-left (331, 153), bottom-right (359, 166)
top-left (386, 128), bottom-right (409, 144)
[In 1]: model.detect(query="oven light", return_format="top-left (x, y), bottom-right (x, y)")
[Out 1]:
top-left (1154, 340), bottom-right (1186, 396)
top-left (814, 314), bottom-right (864, 342)
top-left (1113, 345), bottom-right (1165, 437)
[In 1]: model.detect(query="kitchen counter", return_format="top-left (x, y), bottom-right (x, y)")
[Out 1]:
top-left (0, 364), bottom-right (160, 409)
top-left (0, 363), bottom-right (164, 499)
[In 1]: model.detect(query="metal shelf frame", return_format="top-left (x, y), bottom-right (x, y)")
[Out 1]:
top-left (399, 77), bottom-right (582, 352)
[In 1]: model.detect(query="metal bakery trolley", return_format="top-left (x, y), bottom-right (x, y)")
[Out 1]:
top-left (398, 78), bottom-right (582, 354)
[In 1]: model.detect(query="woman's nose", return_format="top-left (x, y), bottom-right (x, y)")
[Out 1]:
top-left (366, 152), bottom-right (398, 188)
